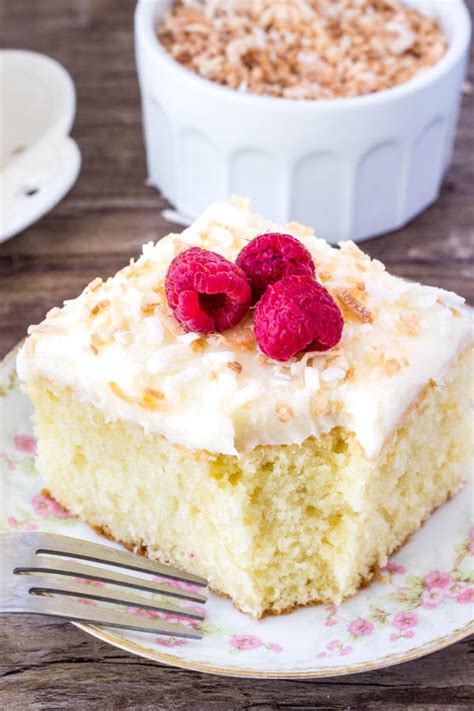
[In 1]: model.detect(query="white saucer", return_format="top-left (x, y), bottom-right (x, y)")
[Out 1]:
top-left (0, 50), bottom-right (81, 243)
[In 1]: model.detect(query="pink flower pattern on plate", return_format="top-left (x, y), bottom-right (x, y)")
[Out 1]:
top-left (0, 452), bottom-right (15, 470)
top-left (31, 491), bottom-right (72, 519)
top-left (7, 514), bottom-right (38, 531)
top-left (455, 588), bottom-right (474, 604)
top-left (348, 618), bottom-right (375, 637)
top-left (14, 434), bottom-right (37, 455)
top-left (155, 637), bottom-right (188, 648)
top-left (469, 527), bottom-right (474, 556)
top-left (316, 640), bottom-right (353, 658)
top-left (424, 571), bottom-right (451, 589)
top-left (391, 610), bottom-right (418, 630)
top-left (228, 634), bottom-right (282, 653)
top-left (380, 562), bottom-right (406, 575)
top-left (152, 575), bottom-right (201, 595)
top-left (229, 634), bottom-right (262, 651)
top-left (421, 587), bottom-right (447, 609)
top-left (75, 577), bottom-right (106, 587)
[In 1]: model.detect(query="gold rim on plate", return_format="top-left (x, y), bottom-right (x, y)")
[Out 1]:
top-left (74, 621), bottom-right (473, 679)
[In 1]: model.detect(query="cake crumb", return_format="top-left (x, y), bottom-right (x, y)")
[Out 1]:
top-left (373, 566), bottom-right (389, 584)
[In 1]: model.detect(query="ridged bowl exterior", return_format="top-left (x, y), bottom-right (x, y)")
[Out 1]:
top-left (135, 0), bottom-right (470, 243)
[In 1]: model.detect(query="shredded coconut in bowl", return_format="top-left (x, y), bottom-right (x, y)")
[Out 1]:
top-left (157, 0), bottom-right (448, 100)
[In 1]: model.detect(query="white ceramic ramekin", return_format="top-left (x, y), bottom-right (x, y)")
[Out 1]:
top-left (135, 0), bottom-right (470, 243)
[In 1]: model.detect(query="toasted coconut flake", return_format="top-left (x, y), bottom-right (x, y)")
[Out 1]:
top-left (23, 337), bottom-right (37, 357)
top-left (88, 277), bottom-right (103, 292)
top-left (275, 405), bottom-right (295, 422)
top-left (227, 361), bottom-right (243, 374)
top-left (222, 321), bottom-right (255, 350)
top-left (335, 289), bottom-right (373, 323)
top-left (28, 324), bottom-right (64, 336)
top-left (141, 301), bottom-right (161, 316)
top-left (109, 381), bottom-right (134, 403)
top-left (398, 312), bottom-right (421, 337)
top-left (155, 303), bottom-right (185, 337)
top-left (311, 389), bottom-right (330, 417)
top-left (356, 281), bottom-right (366, 292)
top-left (339, 242), bottom-right (368, 261)
top-left (141, 388), bottom-right (165, 410)
top-left (191, 338), bottom-right (206, 353)
top-left (284, 221), bottom-right (314, 238)
top-left (90, 330), bottom-right (115, 353)
top-left (385, 358), bottom-right (402, 376)
top-left (256, 353), bottom-right (269, 365)
top-left (158, 0), bottom-right (446, 100)
top-left (321, 366), bottom-right (346, 383)
top-left (90, 300), bottom-right (111, 317)
top-left (366, 346), bottom-right (386, 367)
top-left (344, 367), bottom-right (356, 381)
top-left (173, 238), bottom-right (192, 255)
top-left (318, 271), bottom-right (333, 282)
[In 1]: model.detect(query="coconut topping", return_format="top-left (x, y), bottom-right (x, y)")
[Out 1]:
top-left (158, 0), bottom-right (447, 100)
top-left (17, 197), bottom-right (472, 458)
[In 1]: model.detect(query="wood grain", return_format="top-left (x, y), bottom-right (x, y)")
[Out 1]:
top-left (0, 0), bottom-right (473, 707)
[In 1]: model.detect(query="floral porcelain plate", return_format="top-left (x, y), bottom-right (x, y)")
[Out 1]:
top-left (1, 344), bottom-right (473, 678)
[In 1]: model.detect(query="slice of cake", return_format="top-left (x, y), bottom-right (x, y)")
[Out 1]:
top-left (17, 198), bottom-right (473, 619)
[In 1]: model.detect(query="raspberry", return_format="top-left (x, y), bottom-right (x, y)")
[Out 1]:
top-left (165, 247), bottom-right (251, 333)
top-left (236, 232), bottom-right (315, 302)
top-left (254, 275), bottom-right (343, 361)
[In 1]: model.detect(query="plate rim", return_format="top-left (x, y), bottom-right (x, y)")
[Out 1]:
top-left (73, 621), bottom-right (473, 679)
top-left (2, 340), bottom-right (473, 679)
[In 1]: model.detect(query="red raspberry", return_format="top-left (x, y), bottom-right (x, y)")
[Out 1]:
top-left (236, 232), bottom-right (315, 302)
top-left (165, 247), bottom-right (251, 333)
top-left (254, 275), bottom-right (343, 361)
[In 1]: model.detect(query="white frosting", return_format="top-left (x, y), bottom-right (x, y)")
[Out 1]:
top-left (17, 198), bottom-right (473, 458)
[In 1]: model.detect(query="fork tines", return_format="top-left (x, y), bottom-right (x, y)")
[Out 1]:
top-left (1, 532), bottom-right (207, 638)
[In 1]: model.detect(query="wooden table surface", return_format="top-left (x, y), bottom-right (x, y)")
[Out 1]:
top-left (1, 1), bottom-right (473, 708)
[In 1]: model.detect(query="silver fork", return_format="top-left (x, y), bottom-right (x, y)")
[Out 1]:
top-left (0, 532), bottom-right (207, 639)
